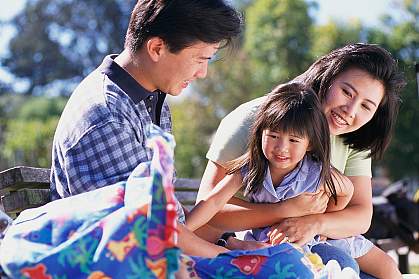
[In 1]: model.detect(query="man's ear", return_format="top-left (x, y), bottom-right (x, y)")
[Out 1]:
top-left (146, 37), bottom-right (166, 62)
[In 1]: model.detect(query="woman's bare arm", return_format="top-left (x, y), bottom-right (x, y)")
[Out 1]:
top-left (270, 175), bottom-right (373, 246)
top-left (316, 175), bottom-right (373, 237)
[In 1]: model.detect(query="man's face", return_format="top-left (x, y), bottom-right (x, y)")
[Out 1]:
top-left (156, 42), bottom-right (220, 96)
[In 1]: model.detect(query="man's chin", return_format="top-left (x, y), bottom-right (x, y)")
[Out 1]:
top-left (166, 91), bottom-right (182, 97)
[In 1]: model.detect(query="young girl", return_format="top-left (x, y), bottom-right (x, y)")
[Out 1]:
top-left (186, 83), bottom-right (398, 278)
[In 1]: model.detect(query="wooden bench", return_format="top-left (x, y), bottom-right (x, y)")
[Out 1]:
top-left (0, 166), bottom-right (416, 273)
top-left (0, 166), bottom-right (200, 218)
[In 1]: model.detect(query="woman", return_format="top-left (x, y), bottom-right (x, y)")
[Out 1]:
top-left (197, 43), bottom-right (405, 278)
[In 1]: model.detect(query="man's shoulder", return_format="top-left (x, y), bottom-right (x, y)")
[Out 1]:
top-left (54, 70), bottom-right (139, 152)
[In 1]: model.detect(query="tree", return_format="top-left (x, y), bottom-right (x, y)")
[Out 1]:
top-left (244, 0), bottom-right (315, 93)
top-left (170, 97), bottom-right (221, 178)
top-left (368, 0), bottom-right (419, 179)
top-left (1, 0), bottom-right (136, 95)
top-left (310, 21), bottom-right (363, 59)
top-left (0, 93), bottom-right (26, 169)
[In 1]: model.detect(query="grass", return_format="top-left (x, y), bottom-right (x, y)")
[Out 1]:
top-left (409, 265), bottom-right (419, 274)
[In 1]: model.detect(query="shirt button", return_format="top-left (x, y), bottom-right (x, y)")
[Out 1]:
top-left (147, 107), bottom-right (152, 112)
top-left (148, 95), bottom-right (154, 101)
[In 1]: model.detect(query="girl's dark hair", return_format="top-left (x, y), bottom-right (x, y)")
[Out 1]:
top-left (294, 43), bottom-right (406, 159)
top-left (125, 0), bottom-right (242, 54)
top-left (228, 82), bottom-right (337, 203)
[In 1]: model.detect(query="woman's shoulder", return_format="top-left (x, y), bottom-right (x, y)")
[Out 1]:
top-left (330, 135), bottom-right (372, 177)
top-left (223, 96), bottom-right (266, 122)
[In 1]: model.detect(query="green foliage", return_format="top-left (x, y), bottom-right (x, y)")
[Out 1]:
top-left (244, 0), bottom-right (314, 93)
top-left (0, 95), bottom-right (66, 168)
top-left (171, 97), bottom-right (221, 178)
top-left (2, 117), bottom-right (59, 167)
top-left (367, 0), bottom-right (419, 179)
top-left (310, 21), bottom-right (363, 58)
top-left (16, 96), bottom-right (67, 121)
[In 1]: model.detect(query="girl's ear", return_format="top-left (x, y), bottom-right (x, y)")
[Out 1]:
top-left (306, 143), bottom-right (312, 152)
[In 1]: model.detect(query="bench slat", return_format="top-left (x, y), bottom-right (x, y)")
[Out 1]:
top-left (2, 189), bottom-right (51, 214)
top-left (0, 167), bottom-right (50, 191)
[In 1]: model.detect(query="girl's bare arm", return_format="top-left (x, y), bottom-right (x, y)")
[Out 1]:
top-left (324, 169), bottom-right (354, 212)
top-left (185, 172), bottom-right (243, 231)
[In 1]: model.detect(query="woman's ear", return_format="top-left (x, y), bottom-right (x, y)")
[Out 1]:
top-left (145, 37), bottom-right (167, 62)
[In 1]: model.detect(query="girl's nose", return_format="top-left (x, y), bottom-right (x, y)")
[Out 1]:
top-left (276, 140), bottom-right (289, 153)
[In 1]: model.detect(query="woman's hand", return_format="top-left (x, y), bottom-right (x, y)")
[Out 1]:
top-left (267, 215), bottom-right (321, 246)
top-left (284, 190), bottom-right (329, 217)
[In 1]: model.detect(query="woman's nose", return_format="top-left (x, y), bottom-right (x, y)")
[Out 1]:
top-left (342, 100), bottom-right (357, 118)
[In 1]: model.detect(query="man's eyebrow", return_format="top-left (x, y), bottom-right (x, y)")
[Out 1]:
top-left (343, 81), bottom-right (379, 107)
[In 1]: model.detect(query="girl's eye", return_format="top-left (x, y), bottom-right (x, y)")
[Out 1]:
top-left (290, 138), bottom-right (300, 143)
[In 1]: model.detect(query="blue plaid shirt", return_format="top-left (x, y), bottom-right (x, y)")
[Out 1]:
top-left (50, 55), bottom-right (172, 200)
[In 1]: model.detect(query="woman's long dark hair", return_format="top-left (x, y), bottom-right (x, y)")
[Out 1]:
top-left (227, 82), bottom-right (338, 203)
top-left (294, 43), bottom-right (406, 159)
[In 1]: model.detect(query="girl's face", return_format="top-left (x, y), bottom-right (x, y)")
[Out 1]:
top-left (262, 129), bottom-right (310, 176)
top-left (323, 68), bottom-right (385, 136)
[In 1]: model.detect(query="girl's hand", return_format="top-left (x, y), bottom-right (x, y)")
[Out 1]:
top-left (226, 237), bottom-right (271, 250)
top-left (267, 215), bottom-right (321, 246)
top-left (266, 231), bottom-right (288, 245)
top-left (286, 190), bottom-right (329, 216)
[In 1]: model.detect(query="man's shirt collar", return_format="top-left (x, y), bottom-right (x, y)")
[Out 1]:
top-left (99, 54), bottom-right (154, 104)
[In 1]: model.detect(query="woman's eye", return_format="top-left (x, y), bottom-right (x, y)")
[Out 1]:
top-left (362, 104), bottom-right (371, 111)
top-left (343, 89), bottom-right (352, 97)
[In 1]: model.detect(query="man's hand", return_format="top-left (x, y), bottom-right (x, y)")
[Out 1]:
top-left (267, 215), bottom-right (321, 246)
top-left (226, 237), bottom-right (271, 250)
top-left (285, 190), bottom-right (329, 217)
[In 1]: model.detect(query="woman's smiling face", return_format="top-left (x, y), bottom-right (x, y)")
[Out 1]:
top-left (323, 68), bottom-right (385, 136)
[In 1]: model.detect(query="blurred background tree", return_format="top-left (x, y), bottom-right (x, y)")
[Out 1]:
top-left (0, 0), bottom-right (417, 181)
top-left (1, 0), bottom-right (136, 96)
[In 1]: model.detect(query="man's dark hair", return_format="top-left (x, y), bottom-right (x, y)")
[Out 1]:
top-left (125, 0), bottom-right (242, 54)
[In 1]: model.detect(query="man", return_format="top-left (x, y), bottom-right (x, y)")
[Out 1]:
top-left (51, 0), bottom-right (241, 199)
top-left (50, 0), bottom-right (248, 256)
